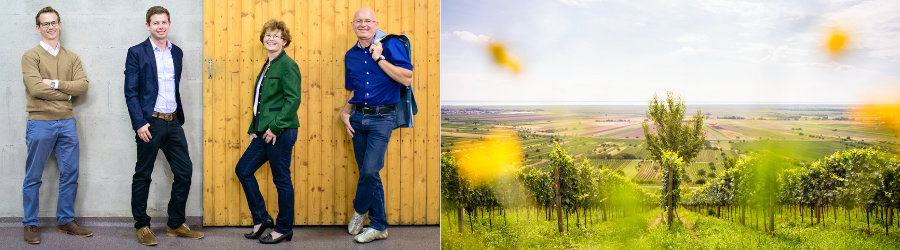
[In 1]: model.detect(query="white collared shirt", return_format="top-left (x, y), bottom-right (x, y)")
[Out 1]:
top-left (39, 41), bottom-right (60, 57)
top-left (150, 37), bottom-right (177, 114)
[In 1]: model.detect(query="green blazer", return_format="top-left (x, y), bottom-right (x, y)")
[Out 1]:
top-left (248, 51), bottom-right (301, 136)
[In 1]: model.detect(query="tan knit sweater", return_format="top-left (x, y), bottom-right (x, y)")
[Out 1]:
top-left (22, 45), bottom-right (89, 120)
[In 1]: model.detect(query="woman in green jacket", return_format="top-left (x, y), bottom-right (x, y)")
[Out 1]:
top-left (234, 19), bottom-right (301, 244)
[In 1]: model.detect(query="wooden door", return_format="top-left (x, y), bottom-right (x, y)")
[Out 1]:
top-left (202, 0), bottom-right (440, 226)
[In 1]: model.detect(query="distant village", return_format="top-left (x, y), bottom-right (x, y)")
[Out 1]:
top-left (440, 108), bottom-right (541, 115)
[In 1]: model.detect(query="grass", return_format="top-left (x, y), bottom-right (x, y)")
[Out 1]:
top-left (441, 206), bottom-right (900, 249)
top-left (730, 140), bottom-right (849, 162)
top-left (441, 207), bottom-right (660, 250)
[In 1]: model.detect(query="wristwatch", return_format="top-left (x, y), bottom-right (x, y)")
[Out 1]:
top-left (375, 55), bottom-right (385, 64)
top-left (50, 80), bottom-right (59, 89)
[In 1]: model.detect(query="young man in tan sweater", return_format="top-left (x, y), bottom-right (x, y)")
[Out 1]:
top-left (20, 6), bottom-right (92, 244)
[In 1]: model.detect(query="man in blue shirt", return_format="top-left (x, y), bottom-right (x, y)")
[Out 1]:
top-left (339, 7), bottom-right (412, 243)
top-left (123, 6), bottom-right (203, 246)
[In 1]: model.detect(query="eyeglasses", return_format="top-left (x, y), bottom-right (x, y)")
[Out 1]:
top-left (353, 19), bottom-right (377, 24)
top-left (39, 21), bottom-right (59, 28)
top-left (264, 34), bottom-right (282, 40)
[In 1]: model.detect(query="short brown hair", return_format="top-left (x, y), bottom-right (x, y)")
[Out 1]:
top-left (146, 6), bottom-right (170, 24)
top-left (259, 19), bottom-right (292, 48)
top-left (35, 6), bottom-right (60, 26)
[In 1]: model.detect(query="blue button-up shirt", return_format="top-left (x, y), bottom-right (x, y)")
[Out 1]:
top-left (344, 38), bottom-right (413, 107)
top-left (151, 37), bottom-right (177, 113)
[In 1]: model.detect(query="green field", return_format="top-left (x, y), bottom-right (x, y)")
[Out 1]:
top-left (441, 208), bottom-right (900, 249)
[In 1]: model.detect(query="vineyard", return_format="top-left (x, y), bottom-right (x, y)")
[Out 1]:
top-left (684, 148), bottom-right (900, 235)
top-left (442, 144), bottom-right (659, 236)
top-left (633, 161), bottom-right (661, 183)
top-left (442, 104), bottom-right (900, 248)
top-left (442, 146), bottom-right (900, 249)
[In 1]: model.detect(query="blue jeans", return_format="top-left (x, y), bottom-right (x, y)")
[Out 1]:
top-left (350, 109), bottom-right (394, 231)
top-left (235, 128), bottom-right (297, 234)
top-left (23, 118), bottom-right (79, 226)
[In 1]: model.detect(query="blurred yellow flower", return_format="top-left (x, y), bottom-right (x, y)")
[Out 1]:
top-left (488, 42), bottom-right (521, 74)
top-left (825, 27), bottom-right (849, 57)
top-left (454, 131), bottom-right (521, 184)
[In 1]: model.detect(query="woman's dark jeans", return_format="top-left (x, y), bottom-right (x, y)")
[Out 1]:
top-left (235, 128), bottom-right (297, 234)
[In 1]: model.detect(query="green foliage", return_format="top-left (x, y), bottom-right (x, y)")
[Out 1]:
top-left (441, 153), bottom-right (469, 210)
top-left (642, 91), bottom-right (707, 164)
top-left (659, 151), bottom-right (686, 210)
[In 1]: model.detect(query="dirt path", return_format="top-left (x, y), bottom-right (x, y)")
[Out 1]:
top-left (649, 213), bottom-right (663, 230)
top-left (525, 159), bottom-right (549, 168)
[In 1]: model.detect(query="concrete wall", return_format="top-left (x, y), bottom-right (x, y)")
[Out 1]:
top-left (0, 1), bottom-right (204, 219)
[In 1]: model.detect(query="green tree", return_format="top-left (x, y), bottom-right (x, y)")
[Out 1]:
top-left (642, 91), bottom-right (706, 230)
top-left (642, 91), bottom-right (707, 163)
top-left (659, 151), bottom-right (686, 230)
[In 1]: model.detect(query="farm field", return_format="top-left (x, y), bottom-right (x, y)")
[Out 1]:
top-left (442, 104), bottom-right (900, 185)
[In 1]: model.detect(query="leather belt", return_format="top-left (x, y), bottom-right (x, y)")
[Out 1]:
top-left (355, 104), bottom-right (395, 115)
top-left (152, 111), bottom-right (176, 121)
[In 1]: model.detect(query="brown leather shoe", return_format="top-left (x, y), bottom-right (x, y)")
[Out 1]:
top-left (166, 224), bottom-right (204, 239)
top-left (136, 226), bottom-right (157, 246)
top-left (58, 220), bottom-right (93, 237)
top-left (24, 225), bottom-right (40, 244)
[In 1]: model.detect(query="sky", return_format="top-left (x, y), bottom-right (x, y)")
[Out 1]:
top-left (441, 0), bottom-right (900, 105)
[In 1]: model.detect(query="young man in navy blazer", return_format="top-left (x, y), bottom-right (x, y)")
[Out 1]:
top-left (123, 6), bottom-right (203, 246)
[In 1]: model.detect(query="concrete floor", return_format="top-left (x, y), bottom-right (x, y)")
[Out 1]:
top-left (0, 217), bottom-right (439, 249)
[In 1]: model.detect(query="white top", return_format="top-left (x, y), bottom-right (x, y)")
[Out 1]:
top-left (253, 66), bottom-right (268, 116)
top-left (39, 41), bottom-right (60, 57)
top-left (150, 37), bottom-right (177, 113)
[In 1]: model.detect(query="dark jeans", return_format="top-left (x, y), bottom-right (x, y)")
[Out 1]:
top-left (235, 128), bottom-right (297, 234)
top-left (132, 117), bottom-right (192, 229)
top-left (350, 109), bottom-right (394, 231)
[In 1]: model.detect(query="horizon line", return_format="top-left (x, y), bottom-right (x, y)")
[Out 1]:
top-left (440, 101), bottom-right (886, 106)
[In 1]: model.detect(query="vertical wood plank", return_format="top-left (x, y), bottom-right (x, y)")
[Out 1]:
top-left (308, 0), bottom-right (324, 225)
top-left (321, 0), bottom-right (336, 226)
top-left (294, 0), bottom-right (311, 225)
top-left (398, 0), bottom-right (414, 225)
top-left (202, 0), bottom-right (215, 226)
top-left (227, 0), bottom-right (242, 226)
top-left (333, 0), bottom-right (350, 225)
top-left (213, 0), bottom-right (228, 226)
top-left (425, 0), bottom-right (441, 225)
top-left (412, 0), bottom-right (427, 224)
top-left (238, 0), bottom-right (255, 226)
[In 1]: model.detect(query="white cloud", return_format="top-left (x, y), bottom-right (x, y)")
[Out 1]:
top-left (452, 31), bottom-right (493, 43)
top-left (634, 22), bottom-right (646, 27)
top-left (670, 47), bottom-right (701, 56)
top-left (675, 35), bottom-right (709, 43)
top-left (558, 0), bottom-right (603, 8)
top-left (738, 43), bottom-right (775, 54)
top-left (701, 0), bottom-right (767, 16)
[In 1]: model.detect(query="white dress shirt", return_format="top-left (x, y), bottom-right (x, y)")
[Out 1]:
top-left (150, 37), bottom-right (177, 114)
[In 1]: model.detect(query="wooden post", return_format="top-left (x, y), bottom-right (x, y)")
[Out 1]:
top-left (555, 169), bottom-right (564, 233)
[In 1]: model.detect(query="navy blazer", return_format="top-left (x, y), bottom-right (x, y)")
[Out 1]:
top-left (124, 38), bottom-right (185, 131)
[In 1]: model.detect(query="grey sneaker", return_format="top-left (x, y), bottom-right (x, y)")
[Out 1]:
top-left (348, 211), bottom-right (366, 235)
top-left (354, 228), bottom-right (387, 243)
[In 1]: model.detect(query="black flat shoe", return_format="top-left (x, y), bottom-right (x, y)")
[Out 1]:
top-left (259, 231), bottom-right (293, 244)
top-left (244, 218), bottom-right (274, 239)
